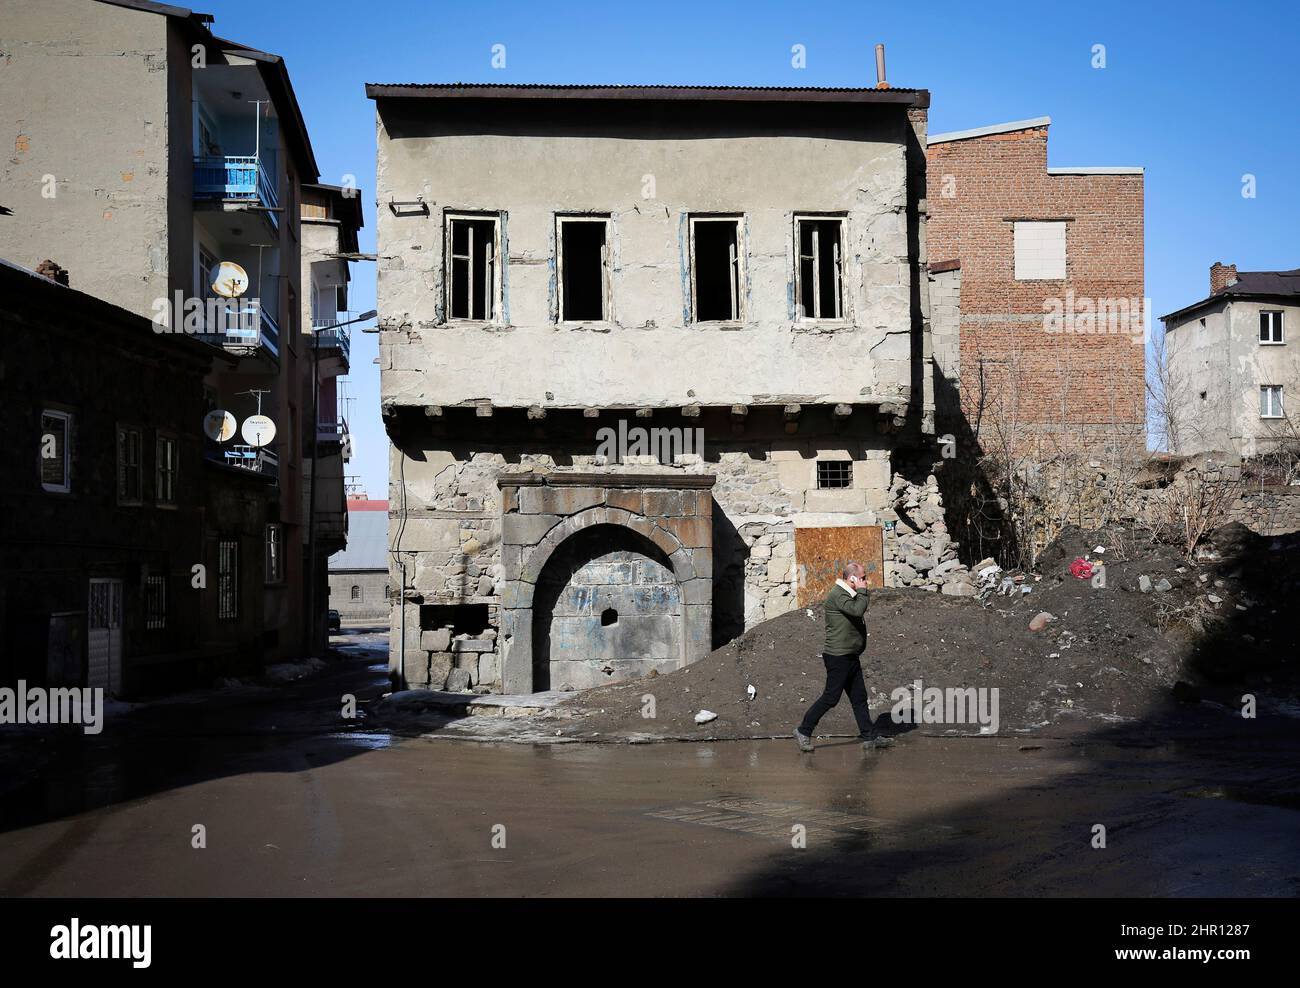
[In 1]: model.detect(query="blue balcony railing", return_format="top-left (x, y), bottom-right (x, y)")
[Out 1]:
top-left (205, 444), bottom-right (279, 483)
top-left (199, 300), bottom-right (279, 360)
top-left (193, 155), bottom-right (280, 229)
top-left (311, 323), bottom-right (351, 363)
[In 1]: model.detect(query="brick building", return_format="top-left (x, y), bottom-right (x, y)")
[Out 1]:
top-left (926, 117), bottom-right (1145, 456)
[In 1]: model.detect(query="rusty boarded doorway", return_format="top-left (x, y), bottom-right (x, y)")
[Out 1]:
top-left (533, 525), bottom-right (684, 691)
top-left (794, 526), bottom-right (884, 606)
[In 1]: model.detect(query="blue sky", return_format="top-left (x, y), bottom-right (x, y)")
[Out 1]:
top-left (204, 0), bottom-right (1300, 494)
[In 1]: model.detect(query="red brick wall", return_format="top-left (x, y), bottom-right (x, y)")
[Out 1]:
top-left (926, 126), bottom-right (1145, 455)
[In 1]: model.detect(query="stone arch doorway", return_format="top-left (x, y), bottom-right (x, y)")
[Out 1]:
top-left (532, 525), bottom-right (683, 691)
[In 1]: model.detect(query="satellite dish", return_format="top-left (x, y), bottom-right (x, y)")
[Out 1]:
top-left (211, 261), bottom-right (250, 299)
top-left (241, 414), bottom-right (277, 448)
top-left (203, 409), bottom-right (237, 443)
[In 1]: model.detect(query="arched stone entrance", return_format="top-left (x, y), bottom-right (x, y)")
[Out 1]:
top-left (497, 473), bottom-right (715, 694)
top-left (532, 525), bottom-right (682, 690)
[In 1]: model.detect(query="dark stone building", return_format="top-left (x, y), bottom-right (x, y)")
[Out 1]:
top-left (0, 260), bottom-right (276, 693)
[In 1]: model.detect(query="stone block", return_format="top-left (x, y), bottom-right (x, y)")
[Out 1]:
top-left (428, 651), bottom-right (453, 689)
top-left (643, 489), bottom-right (685, 517)
top-left (445, 667), bottom-right (472, 693)
top-left (453, 638), bottom-right (495, 653)
top-left (682, 576), bottom-right (712, 605)
top-left (766, 557), bottom-right (793, 583)
top-left (402, 650), bottom-right (429, 689)
top-left (684, 604), bottom-right (713, 662)
top-left (606, 488), bottom-right (644, 515)
top-left (477, 652), bottom-right (500, 686)
top-left (661, 514), bottom-right (711, 548)
top-left (804, 488), bottom-right (868, 514)
top-left (499, 611), bottom-right (532, 693)
top-left (476, 574), bottom-right (496, 596)
top-left (691, 546), bottom-right (713, 581)
top-left (503, 512), bottom-right (562, 547)
top-left (520, 485), bottom-right (606, 515)
top-left (421, 628), bottom-right (452, 652)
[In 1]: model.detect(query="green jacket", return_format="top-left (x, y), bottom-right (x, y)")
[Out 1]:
top-left (824, 582), bottom-right (869, 656)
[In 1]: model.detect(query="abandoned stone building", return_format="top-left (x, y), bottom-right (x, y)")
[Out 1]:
top-left (367, 81), bottom-right (982, 695)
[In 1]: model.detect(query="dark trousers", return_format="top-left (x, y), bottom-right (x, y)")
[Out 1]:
top-left (799, 652), bottom-right (875, 740)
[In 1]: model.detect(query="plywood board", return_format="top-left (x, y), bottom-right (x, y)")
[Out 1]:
top-left (794, 525), bottom-right (885, 606)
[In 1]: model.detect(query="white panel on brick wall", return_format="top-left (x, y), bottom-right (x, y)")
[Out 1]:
top-left (1013, 221), bottom-right (1067, 280)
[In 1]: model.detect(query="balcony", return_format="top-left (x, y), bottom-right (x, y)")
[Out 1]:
top-left (311, 322), bottom-right (351, 364)
top-left (199, 300), bottom-right (280, 360)
top-left (205, 444), bottom-right (279, 483)
top-left (316, 418), bottom-right (349, 444)
top-left (193, 155), bottom-right (280, 230)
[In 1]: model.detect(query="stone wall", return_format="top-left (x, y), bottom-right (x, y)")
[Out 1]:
top-left (384, 407), bottom-right (921, 692)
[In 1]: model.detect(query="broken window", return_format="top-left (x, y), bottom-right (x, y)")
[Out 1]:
top-left (690, 216), bottom-right (743, 322)
top-left (446, 214), bottom-right (499, 321)
top-left (558, 215), bottom-right (610, 321)
top-left (795, 216), bottom-right (844, 320)
top-left (816, 460), bottom-right (853, 489)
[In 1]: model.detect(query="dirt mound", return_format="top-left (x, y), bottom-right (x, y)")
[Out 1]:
top-left (557, 524), bottom-right (1300, 741)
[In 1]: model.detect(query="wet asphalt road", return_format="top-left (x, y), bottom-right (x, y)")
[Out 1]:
top-left (1, 626), bottom-right (1298, 897)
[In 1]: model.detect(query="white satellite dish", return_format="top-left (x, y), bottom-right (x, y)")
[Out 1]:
top-left (241, 414), bottom-right (277, 448)
top-left (203, 409), bottom-right (237, 443)
top-left (211, 260), bottom-right (250, 299)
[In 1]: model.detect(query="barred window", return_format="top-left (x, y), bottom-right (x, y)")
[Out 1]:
top-left (816, 460), bottom-right (853, 489)
top-left (218, 539), bottom-right (239, 621)
top-left (145, 575), bottom-right (167, 630)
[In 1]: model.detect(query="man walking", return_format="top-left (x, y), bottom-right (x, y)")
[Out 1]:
top-left (794, 562), bottom-right (892, 752)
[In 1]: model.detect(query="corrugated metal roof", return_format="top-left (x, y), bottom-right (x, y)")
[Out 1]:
top-left (366, 82), bottom-right (928, 107)
top-left (330, 508), bottom-right (388, 571)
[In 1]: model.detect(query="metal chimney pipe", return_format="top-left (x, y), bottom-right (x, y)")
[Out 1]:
top-left (874, 44), bottom-right (889, 89)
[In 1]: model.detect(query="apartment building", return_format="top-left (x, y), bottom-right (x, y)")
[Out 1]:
top-left (368, 81), bottom-right (940, 694)
top-left (1161, 263), bottom-right (1300, 459)
top-left (0, 0), bottom-right (350, 679)
top-left (926, 117), bottom-right (1146, 456)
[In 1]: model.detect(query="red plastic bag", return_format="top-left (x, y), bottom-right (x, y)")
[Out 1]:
top-left (1069, 557), bottom-right (1093, 580)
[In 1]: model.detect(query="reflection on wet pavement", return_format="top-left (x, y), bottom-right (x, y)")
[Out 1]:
top-left (0, 625), bottom-right (1297, 897)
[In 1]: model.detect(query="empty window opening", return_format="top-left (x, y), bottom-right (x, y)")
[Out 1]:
top-left (420, 603), bottom-right (491, 637)
top-left (601, 607), bottom-right (618, 627)
top-left (1260, 310), bottom-right (1285, 344)
top-left (796, 217), bottom-right (844, 320)
top-left (447, 215), bottom-right (498, 321)
top-left (817, 460), bottom-right (853, 489)
top-left (558, 216), bottom-right (609, 321)
top-left (691, 217), bottom-right (742, 321)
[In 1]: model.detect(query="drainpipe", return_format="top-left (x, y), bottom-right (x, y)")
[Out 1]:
top-left (874, 44), bottom-right (889, 89)
top-left (398, 559), bottom-right (408, 689)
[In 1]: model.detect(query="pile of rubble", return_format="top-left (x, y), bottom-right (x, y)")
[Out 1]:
top-left (883, 472), bottom-right (979, 596)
